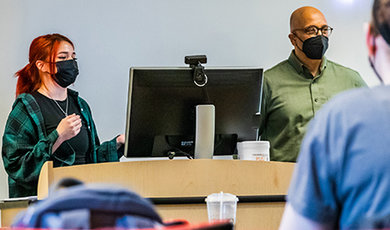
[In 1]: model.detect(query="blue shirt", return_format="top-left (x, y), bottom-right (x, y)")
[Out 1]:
top-left (287, 85), bottom-right (390, 229)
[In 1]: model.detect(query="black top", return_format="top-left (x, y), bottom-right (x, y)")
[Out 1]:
top-left (32, 91), bottom-right (90, 165)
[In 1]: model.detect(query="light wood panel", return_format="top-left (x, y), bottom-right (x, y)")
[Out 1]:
top-left (1, 207), bottom-right (25, 227)
top-left (31, 159), bottom-right (295, 229)
top-left (38, 160), bottom-right (294, 199)
top-left (157, 202), bottom-right (287, 229)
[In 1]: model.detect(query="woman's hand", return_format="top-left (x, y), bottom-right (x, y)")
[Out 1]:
top-left (116, 134), bottom-right (125, 150)
top-left (56, 114), bottom-right (82, 141)
top-left (52, 114), bottom-right (82, 153)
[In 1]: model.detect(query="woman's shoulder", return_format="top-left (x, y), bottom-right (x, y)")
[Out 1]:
top-left (67, 89), bottom-right (91, 111)
top-left (14, 92), bottom-right (35, 101)
top-left (12, 93), bottom-right (38, 110)
top-left (6, 93), bottom-right (38, 130)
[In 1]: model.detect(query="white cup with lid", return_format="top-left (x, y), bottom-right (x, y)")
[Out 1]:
top-left (237, 140), bottom-right (270, 161)
top-left (205, 192), bottom-right (239, 224)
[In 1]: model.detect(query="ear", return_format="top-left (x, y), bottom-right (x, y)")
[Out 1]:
top-left (35, 60), bottom-right (50, 73)
top-left (365, 22), bottom-right (376, 57)
top-left (288, 33), bottom-right (296, 47)
top-left (35, 60), bottom-right (44, 71)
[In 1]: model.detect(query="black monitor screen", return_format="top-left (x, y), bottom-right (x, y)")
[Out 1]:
top-left (124, 67), bottom-right (263, 158)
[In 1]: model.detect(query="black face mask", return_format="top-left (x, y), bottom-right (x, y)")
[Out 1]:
top-left (54, 59), bottom-right (79, 88)
top-left (378, 23), bottom-right (390, 46)
top-left (296, 35), bottom-right (329, 60)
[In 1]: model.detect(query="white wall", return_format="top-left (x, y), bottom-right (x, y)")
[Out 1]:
top-left (0, 0), bottom-right (376, 198)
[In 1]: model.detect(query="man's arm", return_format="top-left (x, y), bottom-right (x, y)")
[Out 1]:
top-left (279, 203), bottom-right (333, 230)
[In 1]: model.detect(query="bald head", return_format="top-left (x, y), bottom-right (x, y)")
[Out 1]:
top-left (290, 6), bottom-right (327, 32)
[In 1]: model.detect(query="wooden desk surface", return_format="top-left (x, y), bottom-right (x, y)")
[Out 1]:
top-left (0, 198), bottom-right (36, 227)
top-left (38, 159), bottom-right (295, 199)
top-left (1, 160), bottom-right (295, 229)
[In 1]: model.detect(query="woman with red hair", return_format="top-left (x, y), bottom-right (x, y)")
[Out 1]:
top-left (2, 34), bottom-right (125, 198)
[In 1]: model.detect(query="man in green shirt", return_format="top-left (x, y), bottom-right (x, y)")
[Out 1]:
top-left (259, 6), bottom-right (366, 162)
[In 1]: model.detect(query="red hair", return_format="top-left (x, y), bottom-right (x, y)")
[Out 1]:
top-left (15, 33), bottom-right (74, 97)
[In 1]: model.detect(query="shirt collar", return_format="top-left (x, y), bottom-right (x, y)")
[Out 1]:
top-left (67, 88), bottom-right (79, 97)
top-left (288, 50), bottom-right (327, 77)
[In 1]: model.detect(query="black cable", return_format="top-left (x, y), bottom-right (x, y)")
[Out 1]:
top-left (167, 149), bottom-right (193, 159)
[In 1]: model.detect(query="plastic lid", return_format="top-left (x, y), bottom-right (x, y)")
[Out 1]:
top-left (237, 141), bottom-right (270, 147)
top-left (205, 192), bottom-right (239, 202)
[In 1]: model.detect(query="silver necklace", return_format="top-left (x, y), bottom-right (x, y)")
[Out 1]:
top-left (51, 96), bottom-right (75, 152)
top-left (52, 97), bottom-right (69, 117)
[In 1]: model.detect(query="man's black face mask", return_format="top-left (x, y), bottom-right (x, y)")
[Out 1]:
top-left (295, 34), bottom-right (329, 60)
top-left (54, 59), bottom-right (79, 88)
top-left (378, 22), bottom-right (390, 46)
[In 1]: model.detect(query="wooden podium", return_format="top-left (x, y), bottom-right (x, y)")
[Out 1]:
top-left (36, 159), bottom-right (294, 229)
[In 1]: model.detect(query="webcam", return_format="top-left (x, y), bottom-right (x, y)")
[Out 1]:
top-left (185, 55), bottom-right (208, 87)
top-left (185, 55), bottom-right (207, 66)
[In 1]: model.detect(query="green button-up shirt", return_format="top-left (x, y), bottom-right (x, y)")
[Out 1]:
top-left (260, 51), bottom-right (367, 162)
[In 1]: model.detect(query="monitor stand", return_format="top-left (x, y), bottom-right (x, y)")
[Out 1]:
top-left (194, 104), bottom-right (215, 159)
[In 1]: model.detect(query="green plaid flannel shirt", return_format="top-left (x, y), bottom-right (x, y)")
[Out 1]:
top-left (2, 89), bottom-right (120, 198)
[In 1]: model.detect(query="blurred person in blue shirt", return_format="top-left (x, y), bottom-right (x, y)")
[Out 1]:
top-left (279, 0), bottom-right (390, 229)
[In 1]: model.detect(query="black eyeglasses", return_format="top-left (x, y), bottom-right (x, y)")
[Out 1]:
top-left (294, 25), bottom-right (334, 36)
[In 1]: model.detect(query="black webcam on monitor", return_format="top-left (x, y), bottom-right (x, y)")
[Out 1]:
top-left (185, 55), bottom-right (208, 87)
top-left (184, 55), bottom-right (207, 66)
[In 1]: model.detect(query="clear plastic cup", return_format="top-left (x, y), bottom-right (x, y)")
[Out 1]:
top-left (237, 141), bottom-right (270, 161)
top-left (205, 192), bottom-right (239, 224)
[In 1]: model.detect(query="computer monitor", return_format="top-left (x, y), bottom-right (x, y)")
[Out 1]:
top-left (124, 67), bottom-right (263, 158)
